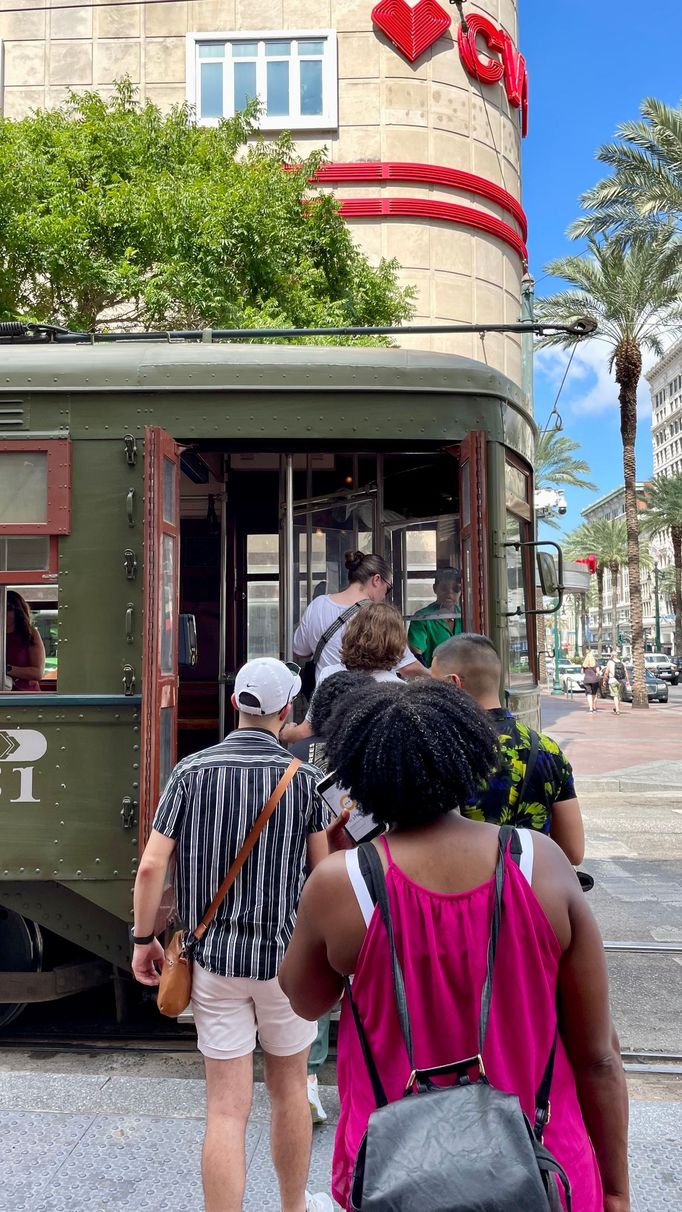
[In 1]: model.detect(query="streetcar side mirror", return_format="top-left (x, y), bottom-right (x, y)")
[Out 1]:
top-left (537, 552), bottom-right (560, 597)
top-left (179, 613), bottom-right (198, 666)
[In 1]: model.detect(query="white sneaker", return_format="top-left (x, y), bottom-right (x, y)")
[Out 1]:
top-left (305, 1192), bottom-right (334, 1211)
top-left (307, 1073), bottom-right (327, 1124)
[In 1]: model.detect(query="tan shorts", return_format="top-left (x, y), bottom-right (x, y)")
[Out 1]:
top-left (609, 679), bottom-right (622, 700)
top-left (191, 962), bottom-right (317, 1061)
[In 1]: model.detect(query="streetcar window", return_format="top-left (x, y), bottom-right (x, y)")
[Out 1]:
top-left (160, 534), bottom-right (176, 675)
top-left (505, 516), bottom-right (531, 683)
top-left (2, 584), bottom-right (58, 693)
top-left (0, 451), bottom-right (48, 523)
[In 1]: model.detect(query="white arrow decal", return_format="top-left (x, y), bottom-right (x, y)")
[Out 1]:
top-left (0, 729), bottom-right (47, 762)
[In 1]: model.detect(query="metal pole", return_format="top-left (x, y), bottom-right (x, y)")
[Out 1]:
top-left (218, 486), bottom-right (228, 740)
top-left (520, 272), bottom-right (535, 417)
top-left (654, 561), bottom-right (661, 651)
top-left (283, 455), bottom-right (294, 661)
top-left (552, 611), bottom-right (562, 694)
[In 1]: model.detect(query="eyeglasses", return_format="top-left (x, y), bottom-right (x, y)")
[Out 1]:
top-left (382, 578), bottom-right (393, 594)
top-left (283, 661), bottom-right (301, 707)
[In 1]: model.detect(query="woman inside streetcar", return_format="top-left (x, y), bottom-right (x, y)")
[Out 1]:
top-left (280, 679), bottom-right (629, 1212)
top-left (5, 590), bottom-right (45, 692)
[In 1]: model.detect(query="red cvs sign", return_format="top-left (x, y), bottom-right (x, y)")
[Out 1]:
top-left (457, 13), bottom-right (528, 136)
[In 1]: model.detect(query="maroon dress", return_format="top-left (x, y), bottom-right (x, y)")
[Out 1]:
top-left (7, 631), bottom-right (41, 691)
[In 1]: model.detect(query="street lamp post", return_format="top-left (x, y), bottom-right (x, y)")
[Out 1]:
top-left (652, 544), bottom-right (662, 652)
top-left (552, 612), bottom-right (562, 694)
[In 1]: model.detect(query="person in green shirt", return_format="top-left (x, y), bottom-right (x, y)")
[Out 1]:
top-left (407, 568), bottom-right (463, 667)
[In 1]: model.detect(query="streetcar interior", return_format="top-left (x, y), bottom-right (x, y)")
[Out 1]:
top-left (176, 447), bottom-right (463, 756)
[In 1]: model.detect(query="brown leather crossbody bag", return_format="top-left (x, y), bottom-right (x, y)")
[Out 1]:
top-left (157, 757), bottom-right (301, 1017)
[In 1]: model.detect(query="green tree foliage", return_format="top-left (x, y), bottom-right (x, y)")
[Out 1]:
top-left (536, 229), bottom-right (682, 705)
top-left (535, 431), bottom-right (595, 492)
top-left (641, 474), bottom-right (682, 655)
top-left (569, 99), bottom-right (682, 242)
top-left (0, 82), bottom-right (414, 334)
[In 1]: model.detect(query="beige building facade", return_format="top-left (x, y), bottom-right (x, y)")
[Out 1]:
top-left (0, 0), bottom-right (527, 379)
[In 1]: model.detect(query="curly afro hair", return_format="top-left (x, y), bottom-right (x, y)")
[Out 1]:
top-left (308, 670), bottom-right (373, 737)
top-left (323, 679), bottom-right (499, 829)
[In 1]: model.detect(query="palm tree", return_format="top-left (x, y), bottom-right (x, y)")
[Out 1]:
top-left (641, 474), bottom-right (682, 655)
top-left (536, 228), bottom-right (682, 707)
top-left (569, 98), bottom-right (682, 242)
top-left (565, 518), bottom-right (628, 654)
top-left (535, 431), bottom-right (596, 493)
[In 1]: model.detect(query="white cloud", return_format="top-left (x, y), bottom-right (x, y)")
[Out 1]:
top-left (535, 339), bottom-right (654, 422)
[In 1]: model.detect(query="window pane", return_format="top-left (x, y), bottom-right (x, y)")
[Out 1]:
top-left (506, 515), bottom-right (531, 683)
top-left (300, 59), bottom-right (323, 115)
top-left (0, 536), bottom-right (50, 571)
top-left (232, 41), bottom-right (258, 57)
top-left (505, 461), bottom-right (531, 520)
top-left (3, 586), bottom-right (58, 692)
top-left (265, 40), bottom-right (291, 56)
top-left (200, 62), bottom-right (223, 119)
top-left (267, 60), bottom-right (290, 116)
top-left (247, 582), bottom-right (280, 660)
top-left (298, 40), bottom-right (324, 55)
top-left (247, 534), bottom-right (279, 575)
top-left (461, 461), bottom-right (471, 529)
top-left (234, 61), bottom-right (257, 112)
top-left (160, 534), bottom-right (176, 674)
top-left (198, 42), bottom-right (224, 58)
top-left (162, 456), bottom-right (176, 525)
top-left (159, 706), bottom-right (173, 792)
top-left (0, 452), bottom-right (47, 523)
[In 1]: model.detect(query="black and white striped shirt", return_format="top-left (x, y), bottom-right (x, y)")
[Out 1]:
top-left (152, 729), bottom-right (329, 980)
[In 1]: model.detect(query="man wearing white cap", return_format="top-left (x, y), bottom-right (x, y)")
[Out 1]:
top-left (132, 657), bottom-right (334, 1212)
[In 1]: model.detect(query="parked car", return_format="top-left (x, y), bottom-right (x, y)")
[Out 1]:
top-left (560, 664), bottom-right (586, 694)
top-left (599, 666), bottom-right (668, 703)
top-left (644, 653), bottom-right (678, 685)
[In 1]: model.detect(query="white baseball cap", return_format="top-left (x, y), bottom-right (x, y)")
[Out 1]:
top-left (234, 658), bottom-right (302, 716)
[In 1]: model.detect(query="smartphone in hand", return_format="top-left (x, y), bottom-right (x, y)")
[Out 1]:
top-left (316, 772), bottom-right (384, 844)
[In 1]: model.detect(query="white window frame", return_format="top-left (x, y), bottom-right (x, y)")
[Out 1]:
top-left (186, 30), bottom-right (338, 131)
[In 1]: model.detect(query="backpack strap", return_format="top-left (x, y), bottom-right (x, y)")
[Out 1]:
top-left (515, 728), bottom-right (541, 809)
top-left (358, 843), bottom-right (416, 1070)
top-left (312, 600), bottom-right (367, 666)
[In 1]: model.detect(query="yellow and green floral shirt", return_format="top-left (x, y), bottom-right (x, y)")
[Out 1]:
top-left (463, 708), bottom-right (576, 834)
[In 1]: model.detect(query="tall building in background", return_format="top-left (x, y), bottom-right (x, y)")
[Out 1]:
top-left (581, 484), bottom-right (655, 653)
top-left (647, 338), bottom-right (682, 650)
top-left (0, 1), bottom-right (528, 376)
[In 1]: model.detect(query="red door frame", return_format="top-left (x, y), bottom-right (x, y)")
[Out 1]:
top-left (140, 426), bottom-right (180, 847)
top-left (459, 431), bottom-right (489, 635)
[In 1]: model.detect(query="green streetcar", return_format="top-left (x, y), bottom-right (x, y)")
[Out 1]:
top-left (0, 333), bottom-right (562, 1024)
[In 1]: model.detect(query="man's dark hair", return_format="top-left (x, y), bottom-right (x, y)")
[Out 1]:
top-left (434, 568), bottom-right (461, 586)
top-left (324, 680), bottom-right (498, 830)
top-left (308, 670), bottom-right (373, 737)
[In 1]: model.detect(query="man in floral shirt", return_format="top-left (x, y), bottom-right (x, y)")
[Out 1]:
top-left (432, 634), bottom-right (584, 865)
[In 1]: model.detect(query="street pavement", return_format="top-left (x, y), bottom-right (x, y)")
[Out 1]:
top-left (540, 686), bottom-right (682, 1055)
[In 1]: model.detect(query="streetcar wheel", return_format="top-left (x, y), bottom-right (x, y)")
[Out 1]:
top-left (0, 908), bottom-right (44, 1028)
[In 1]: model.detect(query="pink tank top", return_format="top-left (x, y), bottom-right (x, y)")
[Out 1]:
top-left (6, 632), bottom-right (40, 692)
top-left (332, 834), bottom-right (602, 1211)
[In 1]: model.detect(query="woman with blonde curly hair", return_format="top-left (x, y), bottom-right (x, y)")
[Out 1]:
top-left (339, 602), bottom-right (409, 681)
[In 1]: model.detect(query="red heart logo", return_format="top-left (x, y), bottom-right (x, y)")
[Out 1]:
top-left (372, 0), bottom-right (452, 64)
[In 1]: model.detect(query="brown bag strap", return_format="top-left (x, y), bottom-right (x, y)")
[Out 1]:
top-left (193, 757), bottom-right (301, 942)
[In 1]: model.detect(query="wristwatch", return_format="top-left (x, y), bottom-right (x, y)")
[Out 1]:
top-left (129, 927), bottom-right (155, 945)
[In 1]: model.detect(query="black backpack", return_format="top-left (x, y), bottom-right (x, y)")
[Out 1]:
top-left (614, 660), bottom-right (626, 681)
top-left (346, 829), bottom-right (571, 1212)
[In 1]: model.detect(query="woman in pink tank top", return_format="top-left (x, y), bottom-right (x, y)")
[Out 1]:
top-left (281, 680), bottom-right (629, 1212)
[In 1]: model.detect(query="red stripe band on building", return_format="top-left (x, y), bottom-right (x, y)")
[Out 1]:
top-left (314, 162), bottom-right (527, 241)
top-left (337, 197), bottom-right (528, 265)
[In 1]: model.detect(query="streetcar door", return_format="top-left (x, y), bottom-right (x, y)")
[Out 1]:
top-left (459, 431), bottom-right (489, 634)
top-left (140, 426), bottom-right (180, 843)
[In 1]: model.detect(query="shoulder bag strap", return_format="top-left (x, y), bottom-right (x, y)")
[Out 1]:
top-left (477, 825), bottom-right (511, 1054)
top-left (192, 758), bottom-right (301, 942)
top-left (516, 728), bottom-right (541, 809)
top-left (358, 842), bottom-right (416, 1071)
top-left (312, 600), bottom-right (366, 666)
top-left (343, 975), bottom-right (389, 1108)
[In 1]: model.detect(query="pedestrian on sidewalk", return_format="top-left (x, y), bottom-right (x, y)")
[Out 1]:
top-left (280, 680), bottom-right (629, 1212)
top-left (431, 634), bottom-right (585, 865)
top-left (131, 658), bottom-right (335, 1212)
top-left (603, 654), bottom-right (629, 715)
top-left (581, 648), bottom-right (600, 712)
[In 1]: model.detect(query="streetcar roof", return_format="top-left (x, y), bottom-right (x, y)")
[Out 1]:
top-left (0, 341), bottom-right (525, 404)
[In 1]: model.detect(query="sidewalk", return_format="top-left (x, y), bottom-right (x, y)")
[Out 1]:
top-left (0, 1067), bottom-right (680, 1211)
top-left (539, 690), bottom-right (682, 794)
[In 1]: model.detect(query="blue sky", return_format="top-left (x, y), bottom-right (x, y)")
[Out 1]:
top-left (521, 0), bottom-right (682, 535)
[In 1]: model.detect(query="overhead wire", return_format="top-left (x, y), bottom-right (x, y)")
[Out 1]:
top-left (540, 343), bottom-right (578, 435)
